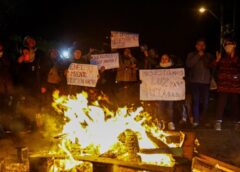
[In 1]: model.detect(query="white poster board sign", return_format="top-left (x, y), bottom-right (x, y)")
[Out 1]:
top-left (67, 63), bottom-right (99, 87)
top-left (140, 68), bottom-right (185, 101)
top-left (90, 53), bottom-right (119, 70)
top-left (111, 31), bottom-right (139, 49)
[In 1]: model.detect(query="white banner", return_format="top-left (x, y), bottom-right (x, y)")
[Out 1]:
top-left (111, 31), bottom-right (139, 49)
top-left (67, 63), bottom-right (99, 87)
top-left (90, 53), bottom-right (119, 70)
top-left (140, 68), bottom-right (185, 101)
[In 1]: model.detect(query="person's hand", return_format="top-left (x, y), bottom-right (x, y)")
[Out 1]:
top-left (23, 54), bottom-right (30, 62)
top-left (198, 51), bottom-right (204, 56)
top-left (64, 69), bottom-right (68, 76)
top-left (89, 48), bottom-right (95, 54)
top-left (41, 87), bottom-right (47, 94)
top-left (216, 51), bottom-right (221, 62)
top-left (18, 56), bottom-right (24, 63)
top-left (100, 66), bottom-right (105, 73)
top-left (144, 50), bottom-right (148, 57)
top-left (132, 64), bottom-right (137, 68)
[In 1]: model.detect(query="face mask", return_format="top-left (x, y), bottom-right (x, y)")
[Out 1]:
top-left (0, 52), bottom-right (3, 58)
top-left (224, 45), bottom-right (235, 54)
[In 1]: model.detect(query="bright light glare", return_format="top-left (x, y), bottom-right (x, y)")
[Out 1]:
top-left (199, 7), bottom-right (206, 13)
top-left (62, 50), bottom-right (70, 59)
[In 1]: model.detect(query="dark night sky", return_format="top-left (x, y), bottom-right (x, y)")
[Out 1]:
top-left (0, 0), bottom-right (239, 58)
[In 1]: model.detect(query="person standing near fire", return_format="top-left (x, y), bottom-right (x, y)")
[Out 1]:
top-left (157, 54), bottom-right (176, 130)
top-left (214, 36), bottom-right (240, 131)
top-left (186, 39), bottom-right (213, 127)
top-left (17, 36), bottom-right (46, 95)
top-left (116, 48), bottom-right (137, 105)
top-left (66, 48), bottom-right (89, 94)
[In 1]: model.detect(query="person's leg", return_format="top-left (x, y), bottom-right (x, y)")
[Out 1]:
top-left (216, 93), bottom-right (228, 121)
top-left (185, 93), bottom-right (193, 123)
top-left (199, 84), bottom-right (210, 123)
top-left (167, 101), bottom-right (174, 122)
top-left (215, 92), bottom-right (228, 130)
top-left (167, 101), bottom-right (175, 130)
top-left (190, 83), bottom-right (200, 124)
top-left (231, 94), bottom-right (240, 122)
top-left (158, 101), bottom-right (167, 122)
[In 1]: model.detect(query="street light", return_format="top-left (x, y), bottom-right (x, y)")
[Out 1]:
top-left (199, 7), bottom-right (206, 13)
top-left (198, 5), bottom-right (224, 53)
top-left (198, 6), bottom-right (219, 20)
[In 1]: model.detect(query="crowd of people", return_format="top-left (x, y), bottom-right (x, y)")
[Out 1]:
top-left (0, 35), bottom-right (240, 134)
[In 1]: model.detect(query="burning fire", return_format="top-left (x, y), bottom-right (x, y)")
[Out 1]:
top-left (49, 90), bottom-right (183, 171)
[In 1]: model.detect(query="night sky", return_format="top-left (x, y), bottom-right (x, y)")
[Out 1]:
top-left (0, 0), bottom-right (239, 58)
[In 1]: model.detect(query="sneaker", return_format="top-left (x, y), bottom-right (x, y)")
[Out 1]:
top-left (192, 122), bottom-right (199, 128)
top-left (168, 122), bottom-right (175, 131)
top-left (214, 121), bottom-right (222, 131)
top-left (179, 118), bottom-right (187, 125)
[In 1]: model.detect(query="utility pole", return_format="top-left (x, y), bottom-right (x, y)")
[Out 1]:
top-left (220, 3), bottom-right (224, 54)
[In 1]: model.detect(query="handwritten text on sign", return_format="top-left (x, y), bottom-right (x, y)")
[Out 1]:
top-left (67, 63), bottom-right (99, 87)
top-left (140, 68), bottom-right (185, 101)
top-left (90, 53), bottom-right (119, 70)
top-left (111, 31), bottom-right (139, 49)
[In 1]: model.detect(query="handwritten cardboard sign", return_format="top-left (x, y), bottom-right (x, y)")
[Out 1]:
top-left (67, 63), bottom-right (99, 87)
top-left (140, 68), bottom-right (185, 101)
top-left (90, 53), bottom-right (119, 70)
top-left (111, 31), bottom-right (139, 49)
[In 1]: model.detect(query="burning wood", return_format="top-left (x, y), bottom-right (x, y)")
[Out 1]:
top-left (45, 90), bottom-right (185, 171)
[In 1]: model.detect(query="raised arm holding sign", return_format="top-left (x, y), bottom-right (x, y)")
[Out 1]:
top-left (90, 53), bottom-right (119, 70)
top-left (111, 31), bottom-right (139, 49)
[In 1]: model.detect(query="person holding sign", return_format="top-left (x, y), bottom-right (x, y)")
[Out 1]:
top-left (186, 39), bottom-right (213, 127)
top-left (66, 48), bottom-right (89, 94)
top-left (156, 54), bottom-right (176, 130)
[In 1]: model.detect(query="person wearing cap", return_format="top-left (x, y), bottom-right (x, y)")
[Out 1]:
top-left (214, 36), bottom-right (240, 131)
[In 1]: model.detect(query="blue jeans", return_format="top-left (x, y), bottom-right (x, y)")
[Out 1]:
top-left (190, 83), bottom-right (209, 123)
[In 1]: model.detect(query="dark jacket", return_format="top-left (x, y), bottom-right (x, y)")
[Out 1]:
top-left (215, 55), bottom-right (240, 94)
top-left (17, 50), bottom-right (46, 93)
top-left (186, 52), bottom-right (213, 84)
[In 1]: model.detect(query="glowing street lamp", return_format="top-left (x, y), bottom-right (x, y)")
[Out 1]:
top-left (198, 6), bottom-right (224, 53)
top-left (199, 7), bottom-right (206, 13)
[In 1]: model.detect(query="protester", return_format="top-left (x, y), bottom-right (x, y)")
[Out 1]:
top-left (139, 45), bottom-right (148, 69)
top-left (72, 49), bottom-right (88, 64)
top-left (66, 48), bottom-right (89, 94)
top-left (116, 48), bottom-right (138, 105)
top-left (214, 36), bottom-right (240, 131)
top-left (144, 48), bottom-right (159, 69)
top-left (17, 36), bottom-right (46, 95)
top-left (45, 49), bottom-right (64, 93)
top-left (186, 39), bottom-right (213, 127)
top-left (116, 48), bottom-right (137, 82)
top-left (157, 54), bottom-right (175, 130)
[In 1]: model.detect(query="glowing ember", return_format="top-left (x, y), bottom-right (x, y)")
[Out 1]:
top-left (50, 90), bottom-right (181, 171)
